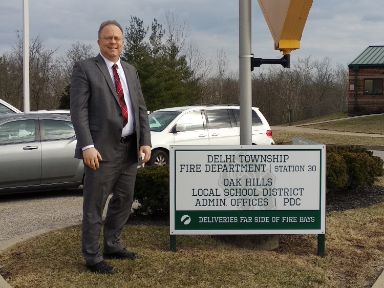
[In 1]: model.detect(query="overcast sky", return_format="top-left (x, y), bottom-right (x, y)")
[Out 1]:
top-left (1, 0), bottom-right (383, 73)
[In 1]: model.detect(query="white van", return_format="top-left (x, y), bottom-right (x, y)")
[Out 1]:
top-left (148, 105), bottom-right (274, 166)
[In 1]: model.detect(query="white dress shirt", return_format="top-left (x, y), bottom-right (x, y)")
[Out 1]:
top-left (100, 54), bottom-right (135, 136)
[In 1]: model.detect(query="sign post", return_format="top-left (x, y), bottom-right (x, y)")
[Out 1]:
top-left (170, 145), bottom-right (326, 255)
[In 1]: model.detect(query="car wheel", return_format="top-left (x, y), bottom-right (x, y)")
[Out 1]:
top-left (149, 150), bottom-right (169, 166)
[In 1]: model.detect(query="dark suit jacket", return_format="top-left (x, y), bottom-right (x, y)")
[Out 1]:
top-left (70, 54), bottom-right (151, 161)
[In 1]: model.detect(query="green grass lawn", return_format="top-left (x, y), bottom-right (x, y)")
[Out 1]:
top-left (1, 198), bottom-right (383, 288)
top-left (289, 112), bottom-right (348, 126)
top-left (300, 114), bottom-right (384, 135)
top-left (273, 114), bottom-right (384, 147)
top-left (273, 130), bottom-right (384, 147)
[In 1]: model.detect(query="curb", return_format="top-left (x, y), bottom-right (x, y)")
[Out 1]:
top-left (0, 276), bottom-right (11, 288)
top-left (372, 269), bottom-right (384, 288)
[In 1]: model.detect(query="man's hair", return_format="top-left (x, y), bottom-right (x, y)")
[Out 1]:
top-left (98, 20), bottom-right (124, 39)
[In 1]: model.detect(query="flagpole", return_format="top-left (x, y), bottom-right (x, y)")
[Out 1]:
top-left (23, 0), bottom-right (30, 112)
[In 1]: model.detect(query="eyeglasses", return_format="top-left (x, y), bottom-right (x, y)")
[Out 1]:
top-left (101, 36), bottom-right (123, 42)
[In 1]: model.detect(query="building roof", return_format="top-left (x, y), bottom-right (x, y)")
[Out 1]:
top-left (349, 46), bottom-right (384, 68)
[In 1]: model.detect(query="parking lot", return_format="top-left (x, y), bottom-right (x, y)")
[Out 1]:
top-left (0, 190), bottom-right (82, 251)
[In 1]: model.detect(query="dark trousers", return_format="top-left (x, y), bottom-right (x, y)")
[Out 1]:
top-left (82, 138), bottom-right (137, 265)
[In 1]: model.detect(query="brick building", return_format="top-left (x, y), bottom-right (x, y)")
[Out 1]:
top-left (348, 46), bottom-right (384, 115)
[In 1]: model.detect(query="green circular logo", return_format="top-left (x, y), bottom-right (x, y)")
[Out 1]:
top-left (181, 215), bottom-right (191, 225)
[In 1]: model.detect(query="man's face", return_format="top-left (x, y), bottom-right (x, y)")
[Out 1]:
top-left (98, 24), bottom-right (124, 62)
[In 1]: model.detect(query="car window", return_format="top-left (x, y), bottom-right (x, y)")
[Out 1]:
top-left (149, 111), bottom-right (182, 132)
top-left (206, 109), bottom-right (232, 129)
top-left (41, 119), bottom-right (75, 140)
top-left (0, 119), bottom-right (36, 144)
top-left (229, 109), bottom-right (240, 127)
top-left (252, 110), bottom-right (263, 125)
top-left (176, 110), bottom-right (205, 132)
top-left (0, 103), bottom-right (17, 115)
top-left (232, 109), bottom-right (262, 126)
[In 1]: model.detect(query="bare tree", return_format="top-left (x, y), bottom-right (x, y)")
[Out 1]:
top-left (60, 42), bottom-right (95, 82)
top-left (164, 11), bottom-right (186, 53)
top-left (1, 34), bottom-right (59, 110)
top-left (56, 42), bottom-right (96, 109)
top-left (185, 43), bottom-right (211, 104)
top-left (0, 53), bottom-right (22, 108)
top-left (29, 37), bottom-right (58, 109)
top-left (334, 64), bottom-right (348, 112)
top-left (216, 49), bottom-right (227, 103)
top-left (251, 57), bottom-right (348, 124)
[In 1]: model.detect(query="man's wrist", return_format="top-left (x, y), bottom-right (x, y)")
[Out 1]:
top-left (82, 145), bottom-right (95, 151)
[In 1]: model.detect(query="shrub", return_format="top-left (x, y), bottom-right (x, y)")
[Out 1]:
top-left (342, 152), bottom-right (375, 188)
top-left (372, 154), bottom-right (384, 177)
top-left (134, 165), bottom-right (169, 216)
top-left (326, 152), bottom-right (348, 191)
top-left (326, 145), bottom-right (383, 194)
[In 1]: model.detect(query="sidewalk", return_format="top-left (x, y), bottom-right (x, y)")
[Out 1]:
top-left (272, 125), bottom-right (384, 139)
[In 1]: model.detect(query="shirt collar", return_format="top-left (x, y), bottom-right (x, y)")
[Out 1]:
top-left (99, 53), bottom-right (121, 69)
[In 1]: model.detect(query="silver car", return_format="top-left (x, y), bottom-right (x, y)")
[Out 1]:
top-left (0, 113), bottom-right (83, 194)
top-left (0, 99), bottom-right (21, 115)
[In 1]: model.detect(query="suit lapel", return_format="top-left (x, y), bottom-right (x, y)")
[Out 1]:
top-left (94, 55), bottom-right (120, 103)
top-left (122, 62), bottom-right (138, 109)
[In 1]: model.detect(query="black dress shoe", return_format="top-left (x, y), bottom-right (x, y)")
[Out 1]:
top-left (86, 260), bottom-right (115, 274)
top-left (104, 248), bottom-right (139, 260)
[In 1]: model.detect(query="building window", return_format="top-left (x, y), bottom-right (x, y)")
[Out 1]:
top-left (364, 79), bottom-right (383, 95)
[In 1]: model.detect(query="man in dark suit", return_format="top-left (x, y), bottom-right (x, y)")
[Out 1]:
top-left (70, 20), bottom-right (151, 274)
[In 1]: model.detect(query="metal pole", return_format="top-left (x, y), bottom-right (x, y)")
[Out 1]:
top-left (23, 0), bottom-right (30, 112)
top-left (317, 234), bottom-right (326, 257)
top-left (170, 235), bottom-right (177, 252)
top-left (239, 0), bottom-right (252, 145)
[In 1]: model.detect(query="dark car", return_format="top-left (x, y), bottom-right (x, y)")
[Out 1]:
top-left (0, 113), bottom-right (83, 194)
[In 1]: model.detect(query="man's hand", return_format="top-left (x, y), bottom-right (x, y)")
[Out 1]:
top-left (82, 147), bottom-right (102, 170)
top-left (139, 145), bottom-right (151, 163)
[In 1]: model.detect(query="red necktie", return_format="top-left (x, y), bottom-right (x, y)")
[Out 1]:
top-left (112, 64), bottom-right (128, 124)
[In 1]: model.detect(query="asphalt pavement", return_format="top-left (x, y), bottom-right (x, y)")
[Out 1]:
top-left (0, 190), bottom-right (82, 251)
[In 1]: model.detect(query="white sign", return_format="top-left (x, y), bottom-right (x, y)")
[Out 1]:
top-left (170, 145), bottom-right (326, 235)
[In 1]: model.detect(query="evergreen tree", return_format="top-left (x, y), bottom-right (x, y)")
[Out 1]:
top-left (59, 84), bottom-right (70, 109)
top-left (122, 16), bottom-right (200, 111)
